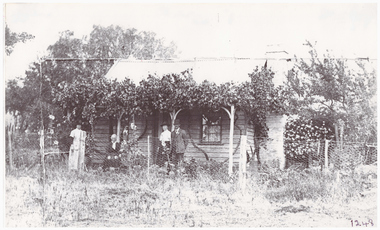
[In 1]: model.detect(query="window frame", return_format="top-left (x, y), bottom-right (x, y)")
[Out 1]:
top-left (200, 112), bottom-right (223, 145)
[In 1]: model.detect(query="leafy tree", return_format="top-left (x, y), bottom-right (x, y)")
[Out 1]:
top-left (285, 41), bottom-right (377, 143)
top-left (5, 25), bottom-right (178, 134)
top-left (5, 62), bottom-right (54, 132)
top-left (47, 26), bottom-right (178, 127)
top-left (5, 24), bottom-right (34, 56)
top-left (138, 70), bottom-right (196, 128)
top-left (86, 25), bottom-right (177, 60)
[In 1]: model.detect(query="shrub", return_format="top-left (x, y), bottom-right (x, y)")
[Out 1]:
top-left (284, 116), bottom-right (334, 166)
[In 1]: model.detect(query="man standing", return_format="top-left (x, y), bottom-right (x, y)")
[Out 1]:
top-left (69, 123), bottom-right (86, 171)
top-left (158, 123), bottom-right (171, 167)
top-left (171, 120), bottom-right (188, 170)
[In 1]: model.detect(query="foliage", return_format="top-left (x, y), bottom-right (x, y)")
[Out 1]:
top-left (192, 66), bottom-right (286, 138)
top-left (101, 78), bottom-right (138, 120)
top-left (238, 66), bottom-right (286, 137)
top-left (6, 25), bottom-right (178, 134)
top-left (86, 25), bottom-right (178, 60)
top-left (5, 62), bottom-right (60, 132)
top-left (5, 24), bottom-right (34, 56)
top-left (284, 116), bottom-right (334, 161)
top-left (121, 129), bottom-right (144, 167)
top-left (194, 80), bottom-right (240, 114)
top-left (138, 70), bottom-right (196, 115)
top-left (52, 77), bottom-right (108, 126)
top-left (285, 41), bottom-right (377, 143)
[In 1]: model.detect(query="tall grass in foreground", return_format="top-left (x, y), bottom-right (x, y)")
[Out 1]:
top-left (255, 165), bottom-right (373, 204)
top-left (5, 159), bottom-right (375, 227)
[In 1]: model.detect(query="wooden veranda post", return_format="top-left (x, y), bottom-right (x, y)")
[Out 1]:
top-left (147, 135), bottom-right (150, 178)
top-left (116, 111), bottom-right (125, 143)
top-left (170, 109), bottom-right (183, 131)
top-left (222, 105), bottom-right (235, 176)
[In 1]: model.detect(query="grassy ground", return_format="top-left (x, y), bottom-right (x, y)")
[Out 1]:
top-left (5, 160), bottom-right (377, 227)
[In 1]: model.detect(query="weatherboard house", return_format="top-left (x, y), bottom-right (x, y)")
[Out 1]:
top-left (92, 54), bottom-right (293, 169)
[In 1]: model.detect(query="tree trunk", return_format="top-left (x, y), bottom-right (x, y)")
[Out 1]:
top-left (253, 136), bottom-right (261, 165)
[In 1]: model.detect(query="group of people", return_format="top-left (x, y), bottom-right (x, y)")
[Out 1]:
top-left (68, 123), bottom-right (122, 172)
top-left (158, 120), bottom-right (188, 173)
top-left (68, 120), bottom-right (188, 173)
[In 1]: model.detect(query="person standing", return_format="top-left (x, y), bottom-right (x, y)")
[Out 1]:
top-left (158, 123), bottom-right (171, 167)
top-left (103, 134), bottom-right (122, 171)
top-left (171, 120), bottom-right (188, 170)
top-left (69, 123), bottom-right (86, 171)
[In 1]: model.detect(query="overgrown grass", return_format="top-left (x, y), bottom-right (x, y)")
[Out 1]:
top-left (256, 165), bottom-right (372, 203)
top-left (5, 158), bottom-right (377, 227)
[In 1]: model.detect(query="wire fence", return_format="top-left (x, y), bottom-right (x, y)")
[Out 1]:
top-left (283, 139), bottom-right (377, 170)
top-left (5, 132), bottom-right (377, 175)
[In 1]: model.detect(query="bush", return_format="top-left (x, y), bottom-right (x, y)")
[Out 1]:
top-left (284, 116), bottom-right (334, 167)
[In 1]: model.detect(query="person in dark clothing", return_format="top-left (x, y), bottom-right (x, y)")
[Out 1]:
top-left (171, 120), bottom-right (188, 170)
top-left (103, 134), bottom-right (122, 171)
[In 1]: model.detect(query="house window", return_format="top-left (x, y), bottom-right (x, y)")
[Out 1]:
top-left (201, 111), bottom-right (222, 144)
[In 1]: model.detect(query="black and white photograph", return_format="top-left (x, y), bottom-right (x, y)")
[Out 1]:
top-left (3, 2), bottom-right (378, 228)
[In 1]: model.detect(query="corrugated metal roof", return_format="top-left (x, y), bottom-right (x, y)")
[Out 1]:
top-left (105, 57), bottom-right (294, 86)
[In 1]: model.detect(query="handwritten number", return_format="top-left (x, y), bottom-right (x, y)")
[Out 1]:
top-left (351, 219), bottom-right (374, 227)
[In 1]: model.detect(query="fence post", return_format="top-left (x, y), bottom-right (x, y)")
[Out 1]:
top-left (147, 135), bottom-right (150, 178)
top-left (8, 127), bottom-right (13, 170)
top-left (307, 141), bottom-right (312, 168)
top-left (239, 135), bottom-right (247, 190)
top-left (228, 105), bottom-right (235, 176)
top-left (316, 140), bottom-right (320, 169)
top-left (39, 128), bottom-right (46, 226)
top-left (317, 140), bottom-right (320, 156)
top-left (324, 140), bottom-right (329, 170)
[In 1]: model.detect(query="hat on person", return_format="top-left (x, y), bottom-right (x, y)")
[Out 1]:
top-left (174, 119), bottom-right (181, 126)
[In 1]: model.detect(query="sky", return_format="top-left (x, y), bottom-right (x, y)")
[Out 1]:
top-left (3, 2), bottom-right (378, 81)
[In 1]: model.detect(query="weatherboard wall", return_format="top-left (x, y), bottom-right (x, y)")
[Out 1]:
top-left (92, 110), bottom-right (286, 167)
